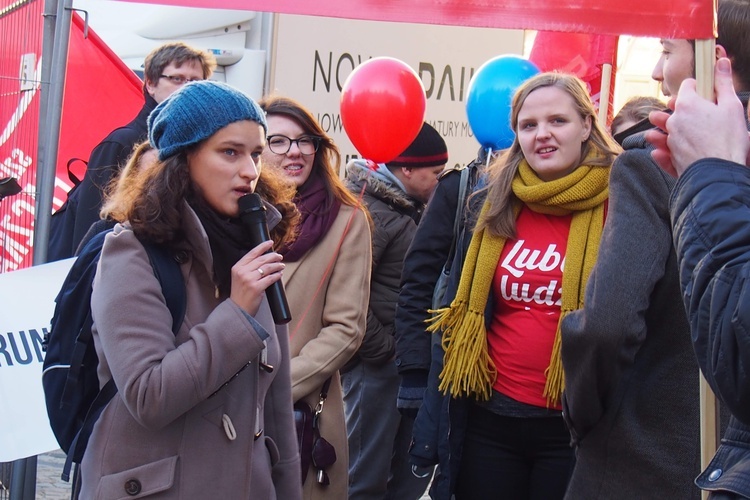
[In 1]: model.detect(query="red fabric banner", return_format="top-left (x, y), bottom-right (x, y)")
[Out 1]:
top-left (55, 13), bottom-right (144, 209)
top-left (0, 11), bottom-right (143, 271)
top-left (0, 0), bottom-right (44, 272)
top-left (115, 0), bottom-right (715, 39)
top-left (529, 32), bottom-right (619, 124)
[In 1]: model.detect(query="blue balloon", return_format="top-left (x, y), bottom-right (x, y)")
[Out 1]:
top-left (466, 55), bottom-right (540, 150)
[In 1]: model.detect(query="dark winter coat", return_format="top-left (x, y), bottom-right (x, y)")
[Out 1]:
top-left (67, 96), bottom-right (156, 258)
top-left (561, 133), bottom-right (701, 499)
top-left (671, 158), bottom-right (750, 498)
top-left (394, 159), bottom-right (482, 391)
top-left (409, 187), bottom-right (490, 500)
top-left (343, 161), bottom-right (422, 370)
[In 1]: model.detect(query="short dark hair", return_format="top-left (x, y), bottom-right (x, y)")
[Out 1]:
top-left (718, 0), bottom-right (750, 91)
top-left (142, 42), bottom-right (217, 96)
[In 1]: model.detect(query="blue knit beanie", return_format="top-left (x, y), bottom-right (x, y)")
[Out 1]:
top-left (148, 80), bottom-right (267, 160)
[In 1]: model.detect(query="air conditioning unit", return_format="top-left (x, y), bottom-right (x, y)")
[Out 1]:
top-left (206, 48), bottom-right (243, 66)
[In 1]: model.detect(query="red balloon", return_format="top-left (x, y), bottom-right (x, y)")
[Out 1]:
top-left (340, 57), bottom-right (426, 164)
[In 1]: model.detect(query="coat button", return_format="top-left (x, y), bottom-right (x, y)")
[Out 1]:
top-left (708, 469), bottom-right (723, 482)
top-left (124, 478), bottom-right (142, 495)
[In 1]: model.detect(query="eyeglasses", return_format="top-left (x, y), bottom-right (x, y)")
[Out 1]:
top-left (266, 135), bottom-right (321, 156)
top-left (160, 74), bottom-right (202, 85)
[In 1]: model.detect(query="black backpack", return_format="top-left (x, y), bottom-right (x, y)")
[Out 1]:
top-left (47, 158), bottom-right (87, 262)
top-left (42, 227), bottom-right (186, 481)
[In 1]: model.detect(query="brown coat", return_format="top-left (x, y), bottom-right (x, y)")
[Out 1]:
top-left (284, 203), bottom-right (371, 500)
top-left (81, 204), bottom-right (301, 499)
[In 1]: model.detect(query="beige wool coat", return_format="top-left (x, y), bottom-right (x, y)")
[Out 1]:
top-left (283, 203), bottom-right (372, 500)
top-left (80, 204), bottom-right (301, 499)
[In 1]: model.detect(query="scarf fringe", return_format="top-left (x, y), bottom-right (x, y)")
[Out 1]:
top-left (429, 156), bottom-right (608, 406)
top-left (543, 311), bottom-right (571, 406)
top-left (428, 301), bottom-right (496, 400)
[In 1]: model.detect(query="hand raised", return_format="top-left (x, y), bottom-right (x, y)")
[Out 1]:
top-left (229, 240), bottom-right (285, 316)
top-left (648, 58), bottom-right (750, 177)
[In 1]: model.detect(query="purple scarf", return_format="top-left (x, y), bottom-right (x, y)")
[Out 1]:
top-left (281, 173), bottom-right (341, 262)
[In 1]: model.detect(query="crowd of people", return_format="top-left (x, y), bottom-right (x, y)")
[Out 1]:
top-left (46, 0), bottom-right (750, 498)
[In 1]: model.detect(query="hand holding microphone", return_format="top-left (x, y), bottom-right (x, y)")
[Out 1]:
top-left (236, 193), bottom-right (292, 324)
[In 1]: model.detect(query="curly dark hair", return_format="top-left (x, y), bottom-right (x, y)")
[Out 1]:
top-left (105, 144), bottom-right (300, 252)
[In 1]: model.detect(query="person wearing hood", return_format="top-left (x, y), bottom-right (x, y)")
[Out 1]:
top-left (341, 123), bottom-right (448, 500)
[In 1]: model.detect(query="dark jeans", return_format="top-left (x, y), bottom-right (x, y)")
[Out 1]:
top-left (455, 403), bottom-right (575, 500)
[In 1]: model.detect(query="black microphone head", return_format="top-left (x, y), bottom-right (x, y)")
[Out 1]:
top-left (238, 193), bottom-right (267, 225)
top-left (238, 192), bottom-right (264, 215)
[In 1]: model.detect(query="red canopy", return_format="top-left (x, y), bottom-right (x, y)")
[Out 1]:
top-left (115, 0), bottom-right (715, 39)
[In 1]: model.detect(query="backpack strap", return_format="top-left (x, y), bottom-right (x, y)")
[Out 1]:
top-left (63, 240), bottom-right (186, 481)
top-left (61, 230), bottom-right (111, 406)
top-left (444, 166), bottom-right (471, 270)
top-left (143, 243), bottom-right (186, 335)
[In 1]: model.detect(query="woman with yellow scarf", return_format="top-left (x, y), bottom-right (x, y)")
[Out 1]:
top-left (423, 72), bottom-right (620, 499)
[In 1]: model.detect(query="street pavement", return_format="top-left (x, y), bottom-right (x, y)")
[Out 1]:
top-left (34, 449), bottom-right (432, 499)
top-left (35, 450), bottom-right (71, 499)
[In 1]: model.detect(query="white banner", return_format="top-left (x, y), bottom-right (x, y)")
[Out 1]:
top-left (0, 258), bottom-right (73, 461)
top-left (271, 14), bottom-right (525, 174)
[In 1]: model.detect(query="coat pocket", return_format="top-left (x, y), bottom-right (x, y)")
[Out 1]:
top-left (96, 455), bottom-right (178, 499)
top-left (264, 435), bottom-right (280, 467)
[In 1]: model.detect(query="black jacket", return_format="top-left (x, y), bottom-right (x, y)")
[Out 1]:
top-left (343, 161), bottom-right (422, 370)
top-left (394, 159), bottom-right (482, 377)
top-left (65, 96), bottom-right (156, 258)
top-left (671, 158), bottom-right (750, 497)
top-left (409, 183), bottom-right (489, 500)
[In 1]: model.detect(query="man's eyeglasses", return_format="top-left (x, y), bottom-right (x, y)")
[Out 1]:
top-left (267, 135), bottom-right (321, 156)
top-left (160, 74), bottom-right (202, 85)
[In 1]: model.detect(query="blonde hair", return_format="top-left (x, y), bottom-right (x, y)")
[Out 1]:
top-left (475, 72), bottom-right (621, 239)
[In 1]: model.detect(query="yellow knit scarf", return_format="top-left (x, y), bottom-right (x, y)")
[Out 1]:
top-left (427, 154), bottom-right (609, 405)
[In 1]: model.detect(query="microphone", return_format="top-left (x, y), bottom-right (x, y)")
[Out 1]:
top-left (237, 193), bottom-right (292, 324)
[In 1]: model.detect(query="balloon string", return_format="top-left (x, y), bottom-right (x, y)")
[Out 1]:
top-left (485, 147), bottom-right (492, 169)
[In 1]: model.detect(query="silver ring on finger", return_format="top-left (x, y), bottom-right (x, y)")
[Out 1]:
top-left (257, 267), bottom-right (265, 277)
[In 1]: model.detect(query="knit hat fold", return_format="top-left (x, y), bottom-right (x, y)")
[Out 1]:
top-left (388, 122), bottom-right (448, 168)
top-left (148, 80), bottom-right (267, 160)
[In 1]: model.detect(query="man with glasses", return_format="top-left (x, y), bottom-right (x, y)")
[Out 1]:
top-left (48, 42), bottom-right (216, 261)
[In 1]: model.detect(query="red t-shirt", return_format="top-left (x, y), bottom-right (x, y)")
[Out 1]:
top-left (488, 206), bottom-right (571, 409)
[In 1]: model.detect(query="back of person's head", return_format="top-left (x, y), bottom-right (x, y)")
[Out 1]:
top-left (258, 94), bottom-right (361, 209)
top-left (142, 42), bottom-right (217, 96)
top-left (611, 96), bottom-right (664, 135)
top-left (610, 95), bottom-right (665, 144)
top-left (386, 122), bottom-right (448, 170)
top-left (717, 0), bottom-right (750, 91)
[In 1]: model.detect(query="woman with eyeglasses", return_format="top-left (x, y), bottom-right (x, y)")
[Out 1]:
top-left (259, 95), bottom-right (372, 500)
